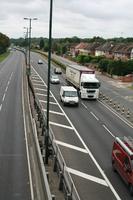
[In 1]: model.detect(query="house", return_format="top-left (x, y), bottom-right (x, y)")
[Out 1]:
top-left (113, 44), bottom-right (133, 60)
top-left (84, 42), bottom-right (101, 56)
top-left (74, 42), bottom-right (89, 56)
top-left (95, 42), bottom-right (114, 57)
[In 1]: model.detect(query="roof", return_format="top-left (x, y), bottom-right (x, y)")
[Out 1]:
top-left (67, 64), bottom-right (95, 74)
top-left (61, 86), bottom-right (77, 91)
top-left (95, 42), bottom-right (115, 51)
top-left (116, 136), bottom-right (133, 156)
top-left (75, 42), bottom-right (89, 50)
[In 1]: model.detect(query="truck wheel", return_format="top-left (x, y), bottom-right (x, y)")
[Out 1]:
top-left (129, 184), bottom-right (133, 196)
top-left (112, 161), bottom-right (117, 172)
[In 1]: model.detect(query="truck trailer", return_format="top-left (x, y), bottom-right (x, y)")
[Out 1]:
top-left (66, 64), bottom-right (100, 99)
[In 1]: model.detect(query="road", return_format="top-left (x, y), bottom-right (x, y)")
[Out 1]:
top-left (30, 51), bottom-right (133, 199)
top-left (0, 51), bottom-right (31, 199)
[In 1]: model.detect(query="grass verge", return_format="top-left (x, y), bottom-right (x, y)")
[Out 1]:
top-left (0, 52), bottom-right (10, 62)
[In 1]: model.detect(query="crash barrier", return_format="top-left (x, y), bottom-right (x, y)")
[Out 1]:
top-left (32, 119), bottom-right (53, 200)
top-left (33, 94), bottom-right (80, 200)
top-left (99, 92), bottom-right (133, 123)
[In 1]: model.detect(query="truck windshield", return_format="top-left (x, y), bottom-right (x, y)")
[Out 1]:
top-left (82, 82), bottom-right (100, 89)
top-left (64, 91), bottom-right (77, 97)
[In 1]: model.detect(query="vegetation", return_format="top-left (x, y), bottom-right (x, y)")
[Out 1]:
top-left (0, 32), bottom-right (10, 54)
top-left (0, 52), bottom-right (10, 62)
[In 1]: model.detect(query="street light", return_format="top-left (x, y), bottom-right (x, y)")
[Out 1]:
top-left (45, 0), bottom-right (53, 164)
top-left (24, 17), bottom-right (37, 76)
top-left (23, 27), bottom-right (29, 65)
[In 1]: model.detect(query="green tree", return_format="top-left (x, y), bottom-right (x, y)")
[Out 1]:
top-left (0, 32), bottom-right (10, 54)
top-left (39, 38), bottom-right (44, 49)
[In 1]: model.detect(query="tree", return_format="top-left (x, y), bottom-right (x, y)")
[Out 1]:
top-left (39, 38), bottom-right (44, 49)
top-left (0, 32), bottom-right (10, 54)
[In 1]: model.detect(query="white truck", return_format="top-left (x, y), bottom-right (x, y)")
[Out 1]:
top-left (66, 64), bottom-right (100, 99)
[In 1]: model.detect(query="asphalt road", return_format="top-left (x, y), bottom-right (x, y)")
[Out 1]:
top-left (0, 51), bottom-right (31, 199)
top-left (30, 52), bottom-right (133, 200)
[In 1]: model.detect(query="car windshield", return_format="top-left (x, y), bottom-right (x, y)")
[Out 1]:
top-left (82, 82), bottom-right (100, 89)
top-left (64, 91), bottom-right (77, 97)
top-left (52, 75), bottom-right (58, 79)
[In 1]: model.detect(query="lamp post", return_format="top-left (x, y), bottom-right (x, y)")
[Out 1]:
top-left (45, 0), bottom-right (53, 164)
top-left (23, 27), bottom-right (28, 65)
top-left (24, 17), bottom-right (37, 76)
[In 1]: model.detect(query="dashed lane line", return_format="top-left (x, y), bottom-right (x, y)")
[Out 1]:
top-left (102, 125), bottom-right (115, 138)
top-left (66, 167), bottom-right (108, 187)
top-left (54, 140), bottom-right (88, 153)
top-left (34, 88), bottom-right (47, 91)
top-left (90, 111), bottom-right (99, 121)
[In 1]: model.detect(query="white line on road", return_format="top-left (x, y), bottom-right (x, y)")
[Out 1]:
top-left (34, 88), bottom-right (47, 91)
top-left (49, 121), bottom-right (74, 129)
top-left (39, 100), bottom-right (57, 105)
top-left (66, 167), bottom-right (108, 187)
top-left (90, 111), bottom-right (99, 121)
top-left (2, 93), bottom-right (6, 102)
top-left (0, 104), bottom-right (2, 111)
top-left (81, 102), bottom-right (87, 109)
top-left (43, 109), bottom-right (64, 116)
top-left (54, 140), bottom-right (88, 153)
top-left (102, 125), bottom-right (115, 138)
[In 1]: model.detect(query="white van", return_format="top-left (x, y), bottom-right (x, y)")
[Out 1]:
top-left (60, 86), bottom-right (79, 106)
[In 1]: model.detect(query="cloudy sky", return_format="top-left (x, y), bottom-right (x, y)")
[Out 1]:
top-left (1, 0), bottom-right (133, 39)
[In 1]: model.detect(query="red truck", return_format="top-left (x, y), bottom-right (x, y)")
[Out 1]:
top-left (112, 136), bottom-right (133, 195)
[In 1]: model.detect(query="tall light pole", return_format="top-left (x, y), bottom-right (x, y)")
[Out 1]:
top-left (23, 27), bottom-right (28, 65)
top-left (45, 0), bottom-right (53, 164)
top-left (24, 17), bottom-right (37, 76)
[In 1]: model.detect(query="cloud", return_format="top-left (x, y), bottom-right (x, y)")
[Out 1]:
top-left (0, 0), bottom-right (133, 38)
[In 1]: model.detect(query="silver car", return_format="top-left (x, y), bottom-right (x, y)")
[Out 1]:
top-left (50, 75), bottom-right (60, 84)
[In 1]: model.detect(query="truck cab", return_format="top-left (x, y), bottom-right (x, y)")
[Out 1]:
top-left (60, 86), bottom-right (79, 106)
top-left (112, 136), bottom-right (133, 195)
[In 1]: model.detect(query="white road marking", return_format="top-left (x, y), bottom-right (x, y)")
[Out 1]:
top-left (102, 125), bottom-right (115, 138)
top-left (34, 88), bottom-right (47, 91)
top-left (90, 112), bottom-right (99, 121)
top-left (49, 121), bottom-right (73, 129)
top-left (0, 104), bottom-right (2, 111)
top-left (66, 167), bottom-right (108, 187)
top-left (5, 86), bottom-right (8, 92)
top-left (32, 80), bottom-right (43, 83)
top-left (36, 93), bottom-right (53, 97)
top-left (33, 83), bottom-right (45, 87)
top-left (2, 93), bottom-right (6, 102)
top-left (81, 102), bottom-right (87, 109)
top-left (43, 109), bottom-right (64, 116)
top-left (54, 140), bottom-right (88, 153)
top-left (39, 100), bottom-right (57, 105)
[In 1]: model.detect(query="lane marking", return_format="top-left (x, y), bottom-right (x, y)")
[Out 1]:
top-left (33, 83), bottom-right (45, 86)
top-left (102, 125), bottom-right (115, 138)
top-left (32, 80), bottom-right (43, 83)
top-left (90, 111), bottom-right (99, 121)
top-left (2, 93), bottom-right (6, 102)
top-left (34, 88), bottom-right (47, 91)
top-left (54, 140), bottom-right (88, 153)
top-left (81, 102), bottom-right (87, 109)
top-left (5, 86), bottom-right (8, 92)
top-left (43, 109), bottom-right (64, 116)
top-left (66, 167), bottom-right (108, 187)
top-left (39, 100), bottom-right (57, 105)
top-left (0, 104), bottom-right (2, 111)
top-left (36, 93), bottom-right (53, 97)
top-left (49, 121), bottom-right (73, 129)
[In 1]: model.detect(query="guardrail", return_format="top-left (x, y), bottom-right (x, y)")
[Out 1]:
top-left (32, 86), bottom-right (80, 200)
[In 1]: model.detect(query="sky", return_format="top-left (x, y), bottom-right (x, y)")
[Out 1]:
top-left (0, 0), bottom-right (133, 39)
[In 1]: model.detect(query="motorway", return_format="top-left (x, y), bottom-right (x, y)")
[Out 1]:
top-left (0, 51), bottom-right (31, 199)
top-left (31, 52), bottom-right (133, 200)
